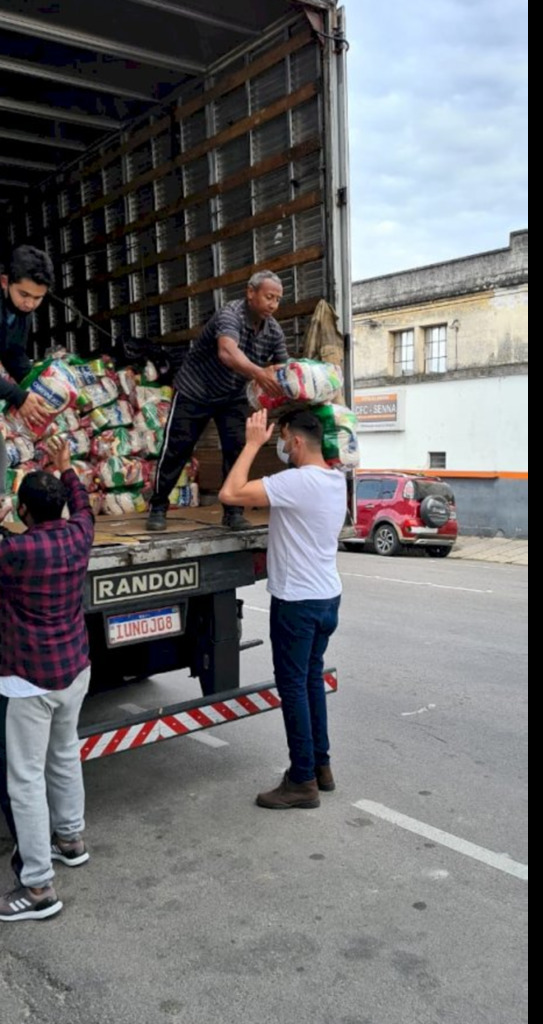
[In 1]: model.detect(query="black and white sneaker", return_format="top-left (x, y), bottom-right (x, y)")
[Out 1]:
top-left (0, 884), bottom-right (63, 922)
top-left (51, 834), bottom-right (90, 868)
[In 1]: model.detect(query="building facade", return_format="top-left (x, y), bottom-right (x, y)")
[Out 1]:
top-left (352, 230), bottom-right (528, 538)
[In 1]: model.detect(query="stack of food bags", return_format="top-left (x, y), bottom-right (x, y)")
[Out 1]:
top-left (0, 355), bottom-right (200, 520)
top-left (247, 358), bottom-right (359, 470)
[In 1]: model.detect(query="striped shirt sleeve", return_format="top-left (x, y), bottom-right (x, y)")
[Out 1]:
top-left (215, 306), bottom-right (243, 343)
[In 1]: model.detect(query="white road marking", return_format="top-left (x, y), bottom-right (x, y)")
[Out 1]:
top-left (402, 704), bottom-right (437, 717)
top-left (189, 733), bottom-right (230, 749)
top-left (353, 800), bottom-right (528, 882)
top-left (342, 572), bottom-right (493, 595)
top-left (245, 605), bottom-right (269, 614)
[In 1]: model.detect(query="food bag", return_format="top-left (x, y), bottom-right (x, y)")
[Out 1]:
top-left (5, 359), bottom-right (80, 439)
top-left (248, 359), bottom-right (344, 411)
top-left (312, 404), bottom-right (361, 469)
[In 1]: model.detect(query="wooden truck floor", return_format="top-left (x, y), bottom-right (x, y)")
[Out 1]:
top-left (91, 506), bottom-right (270, 547)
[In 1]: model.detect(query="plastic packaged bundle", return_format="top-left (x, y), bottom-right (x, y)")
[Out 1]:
top-left (142, 361), bottom-right (160, 384)
top-left (5, 359), bottom-right (80, 438)
top-left (136, 385), bottom-right (173, 408)
top-left (170, 483), bottom-right (200, 509)
top-left (4, 437), bottom-right (36, 467)
top-left (135, 400), bottom-right (170, 433)
top-left (90, 428), bottom-right (144, 460)
top-left (3, 440), bottom-right (21, 469)
top-left (0, 494), bottom-right (14, 525)
top-left (102, 492), bottom-right (148, 516)
top-left (176, 459), bottom-right (199, 488)
top-left (88, 492), bottom-right (105, 516)
top-left (77, 375), bottom-right (119, 412)
top-left (52, 409), bottom-right (81, 435)
top-left (141, 460), bottom-right (157, 491)
top-left (135, 428), bottom-right (163, 459)
top-left (65, 430), bottom-right (91, 459)
top-left (95, 457), bottom-right (145, 491)
top-left (247, 359), bottom-right (344, 411)
top-left (312, 404), bottom-right (361, 470)
top-left (103, 400), bottom-right (134, 429)
top-left (66, 356), bottom-right (110, 388)
top-left (82, 400), bottom-right (134, 435)
top-left (6, 464), bottom-right (41, 495)
top-left (117, 368), bottom-right (139, 408)
top-left (70, 461), bottom-right (97, 491)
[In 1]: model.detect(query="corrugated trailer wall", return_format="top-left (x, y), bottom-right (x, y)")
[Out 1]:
top-left (4, 15), bottom-right (333, 491)
top-left (6, 17), bottom-right (328, 358)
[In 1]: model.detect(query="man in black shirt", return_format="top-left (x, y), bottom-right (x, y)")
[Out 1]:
top-left (0, 247), bottom-right (55, 502)
top-left (147, 271), bottom-right (289, 533)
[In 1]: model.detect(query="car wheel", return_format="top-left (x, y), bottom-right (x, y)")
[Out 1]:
top-left (373, 524), bottom-right (401, 557)
top-left (420, 496), bottom-right (451, 528)
top-left (426, 546), bottom-right (453, 558)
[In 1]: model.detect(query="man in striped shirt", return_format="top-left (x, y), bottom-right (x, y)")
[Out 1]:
top-left (147, 271), bottom-right (289, 532)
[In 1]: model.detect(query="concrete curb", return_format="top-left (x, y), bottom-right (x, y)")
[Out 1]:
top-left (450, 537), bottom-right (528, 566)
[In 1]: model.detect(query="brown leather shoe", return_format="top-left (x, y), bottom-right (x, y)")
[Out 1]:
top-left (316, 765), bottom-right (336, 792)
top-left (257, 773), bottom-right (321, 810)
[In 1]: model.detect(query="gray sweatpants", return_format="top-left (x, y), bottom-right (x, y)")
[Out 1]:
top-left (0, 668), bottom-right (90, 888)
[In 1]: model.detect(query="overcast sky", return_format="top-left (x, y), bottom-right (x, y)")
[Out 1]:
top-left (342, 0), bottom-right (529, 281)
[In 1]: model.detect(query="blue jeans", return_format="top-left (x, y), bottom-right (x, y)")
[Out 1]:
top-left (270, 596), bottom-right (341, 784)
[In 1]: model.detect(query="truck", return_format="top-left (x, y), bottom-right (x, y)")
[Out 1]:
top-left (0, 0), bottom-right (353, 761)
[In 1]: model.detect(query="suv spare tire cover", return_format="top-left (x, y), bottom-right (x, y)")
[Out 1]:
top-left (420, 496), bottom-right (451, 528)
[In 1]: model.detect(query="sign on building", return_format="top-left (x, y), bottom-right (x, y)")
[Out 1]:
top-left (355, 392), bottom-right (405, 432)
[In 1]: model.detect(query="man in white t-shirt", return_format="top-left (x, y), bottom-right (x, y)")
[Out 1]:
top-left (220, 408), bottom-right (347, 810)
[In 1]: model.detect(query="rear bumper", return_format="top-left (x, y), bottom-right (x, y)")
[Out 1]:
top-left (410, 537), bottom-right (457, 548)
top-left (79, 671), bottom-right (338, 762)
top-left (346, 527), bottom-right (457, 548)
top-left (406, 527), bottom-right (457, 547)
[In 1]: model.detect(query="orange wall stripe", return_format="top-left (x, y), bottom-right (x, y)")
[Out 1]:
top-left (357, 470), bottom-right (528, 481)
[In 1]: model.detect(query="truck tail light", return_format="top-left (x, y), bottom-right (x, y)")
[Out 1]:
top-left (253, 552), bottom-right (268, 580)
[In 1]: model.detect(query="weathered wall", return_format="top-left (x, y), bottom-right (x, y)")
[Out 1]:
top-left (352, 229), bottom-right (528, 314)
top-left (350, 231), bottom-right (528, 537)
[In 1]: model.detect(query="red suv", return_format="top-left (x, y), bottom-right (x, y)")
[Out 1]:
top-left (348, 472), bottom-right (459, 557)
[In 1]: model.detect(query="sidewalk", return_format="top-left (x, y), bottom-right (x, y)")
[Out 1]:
top-left (450, 536), bottom-right (528, 566)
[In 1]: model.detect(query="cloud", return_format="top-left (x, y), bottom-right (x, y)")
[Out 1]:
top-left (343, 0), bottom-right (529, 278)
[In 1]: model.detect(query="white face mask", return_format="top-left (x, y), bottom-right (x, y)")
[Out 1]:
top-left (276, 438), bottom-right (291, 465)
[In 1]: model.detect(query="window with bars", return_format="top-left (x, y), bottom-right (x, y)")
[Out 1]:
top-left (426, 326), bottom-right (448, 374)
top-left (394, 330), bottom-right (415, 375)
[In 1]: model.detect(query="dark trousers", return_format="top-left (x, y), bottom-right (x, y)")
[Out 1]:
top-left (270, 596), bottom-right (341, 784)
top-left (152, 393), bottom-right (249, 514)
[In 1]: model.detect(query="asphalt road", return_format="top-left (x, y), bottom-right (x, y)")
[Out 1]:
top-left (0, 550), bottom-right (528, 1024)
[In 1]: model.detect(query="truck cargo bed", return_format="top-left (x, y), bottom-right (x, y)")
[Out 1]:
top-left (88, 505), bottom-right (270, 571)
top-left (92, 505), bottom-right (269, 546)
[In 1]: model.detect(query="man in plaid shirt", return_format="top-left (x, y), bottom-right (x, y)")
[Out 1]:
top-left (0, 438), bottom-right (95, 922)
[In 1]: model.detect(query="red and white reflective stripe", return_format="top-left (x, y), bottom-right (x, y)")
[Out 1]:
top-left (80, 672), bottom-right (338, 762)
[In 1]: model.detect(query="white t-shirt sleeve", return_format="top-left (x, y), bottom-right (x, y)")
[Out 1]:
top-left (263, 471), bottom-right (306, 509)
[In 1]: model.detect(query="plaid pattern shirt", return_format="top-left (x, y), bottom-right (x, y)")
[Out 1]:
top-left (0, 470), bottom-right (94, 691)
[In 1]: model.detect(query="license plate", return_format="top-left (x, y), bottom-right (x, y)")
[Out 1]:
top-left (107, 607), bottom-right (183, 648)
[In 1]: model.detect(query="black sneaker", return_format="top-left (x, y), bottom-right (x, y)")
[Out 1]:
top-left (222, 511), bottom-right (252, 531)
top-left (0, 884), bottom-right (63, 922)
top-left (146, 509), bottom-right (168, 532)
